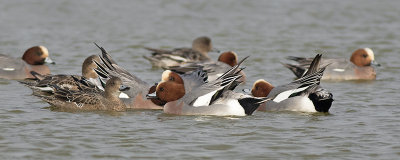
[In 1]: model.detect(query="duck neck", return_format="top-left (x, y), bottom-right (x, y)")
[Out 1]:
top-left (105, 91), bottom-right (121, 102)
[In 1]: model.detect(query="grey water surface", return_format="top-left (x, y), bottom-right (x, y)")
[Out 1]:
top-left (1, 0), bottom-right (400, 159)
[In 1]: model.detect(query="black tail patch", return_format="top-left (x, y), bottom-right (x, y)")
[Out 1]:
top-left (238, 97), bottom-right (264, 115)
top-left (308, 88), bottom-right (333, 112)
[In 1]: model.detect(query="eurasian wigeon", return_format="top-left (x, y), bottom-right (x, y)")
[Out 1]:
top-left (93, 44), bottom-right (164, 110)
top-left (19, 55), bottom-right (103, 93)
top-left (33, 76), bottom-right (130, 112)
top-left (166, 51), bottom-right (246, 82)
top-left (251, 54), bottom-right (333, 113)
top-left (283, 48), bottom-right (379, 80)
top-left (147, 59), bottom-right (269, 116)
top-left (0, 46), bottom-right (55, 80)
top-left (143, 36), bottom-right (217, 68)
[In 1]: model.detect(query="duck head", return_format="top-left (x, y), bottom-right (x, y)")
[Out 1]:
top-left (22, 46), bottom-right (55, 65)
top-left (251, 79), bottom-right (274, 97)
top-left (218, 51), bottom-right (238, 67)
top-left (105, 77), bottom-right (130, 99)
top-left (161, 70), bottom-right (184, 84)
top-left (350, 48), bottom-right (380, 67)
top-left (192, 36), bottom-right (213, 53)
top-left (147, 81), bottom-right (185, 103)
top-left (82, 55), bottom-right (101, 79)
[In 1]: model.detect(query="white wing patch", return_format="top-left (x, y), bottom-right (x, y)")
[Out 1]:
top-left (192, 90), bottom-right (217, 107)
top-left (273, 86), bottom-right (308, 103)
top-left (168, 55), bottom-right (188, 62)
top-left (332, 68), bottom-right (345, 72)
top-left (2, 68), bottom-right (15, 71)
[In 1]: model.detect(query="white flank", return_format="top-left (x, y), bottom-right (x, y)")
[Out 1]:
top-left (273, 86), bottom-right (308, 103)
top-left (193, 90), bottom-right (217, 107)
top-left (169, 55), bottom-right (188, 62)
top-left (119, 92), bottom-right (130, 99)
top-left (88, 78), bottom-right (104, 91)
top-left (333, 68), bottom-right (345, 72)
top-left (226, 99), bottom-right (245, 116)
top-left (2, 68), bottom-right (15, 71)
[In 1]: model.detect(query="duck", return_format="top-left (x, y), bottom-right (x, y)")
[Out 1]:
top-left (0, 46), bottom-right (55, 80)
top-left (143, 36), bottom-right (216, 68)
top-left (19, 55), bottom-right (103, 93)
top-left (283, 48), bottom-right (379, 80)
top-left (166, 51), bottom-right (246, 82)
top-left (147, 58), bottom-right (269, 116)
top-left (33, 76), bottom-right (130, 112)
top-left (93, 43), bottom-right (164, 110)
top-left (251, 54), bottom-right (333, 112)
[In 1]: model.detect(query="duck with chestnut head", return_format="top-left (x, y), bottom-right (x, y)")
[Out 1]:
top-left (0, 46), bottom-right (55, 80)
top-left (283, 48), bottom-right (379, 80)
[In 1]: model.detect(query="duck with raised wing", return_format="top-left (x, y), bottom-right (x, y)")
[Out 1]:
top-left (283, 48), bottom-right (379, 80)
top-left (251, 54), bottom-right (333, 112)
top-left (147, 58), bottom-right (269, 116)
top-left (94, 44), bottom-right (164, 110)
top-left (143, 36), bottom-right (217, 68)
top-left (0, 46), bottom-right (55, 80)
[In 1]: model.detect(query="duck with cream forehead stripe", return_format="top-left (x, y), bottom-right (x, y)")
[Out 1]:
top-left (0, 46), bottom-right (55, 80)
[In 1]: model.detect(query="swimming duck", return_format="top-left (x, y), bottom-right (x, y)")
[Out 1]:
top-left (251, 54), bottom-right (333, 112)
top-left (283, 48), bottom-right (379, 80)
top-left (147, 58), bottom-right (269, 116)
top-left (143, 36), bottom-right (216, 68)
top-left (93, 43), bottom-right (164, 109)
top-left (33, 76), bottom-right (130, 112)
top-left (0, 46), bottom-right (55, 80)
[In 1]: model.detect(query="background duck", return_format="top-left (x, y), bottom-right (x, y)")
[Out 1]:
top-left (283, 48), bottom-right (379, 80)
top-left (143, 36), bottom-right (216, 68)
top-left (0, 46), bottom-right (55, 80)
top-left (94, 44), bottom-right (164, 110)
top-left (165, 51), bottom-right (246, 82)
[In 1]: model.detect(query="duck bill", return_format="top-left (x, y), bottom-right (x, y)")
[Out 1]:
top-left (242, 88), bottom-right (251, 94)
top-left (119, 85), bottom-right (130, 91)
top-left (146, 92), bottom-right (158, 99)
top-left (370, 60), bottom-right (381, 67)
top-left (45, 57), bottom-right (56, 64)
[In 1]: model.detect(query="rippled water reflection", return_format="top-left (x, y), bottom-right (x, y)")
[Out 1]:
top-left (1, 0), bottom-right (400, 159)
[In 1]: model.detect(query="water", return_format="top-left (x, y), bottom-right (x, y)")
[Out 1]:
top-left (1, 0), bottom-right (400, 159)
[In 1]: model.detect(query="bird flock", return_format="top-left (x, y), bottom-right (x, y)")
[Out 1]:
top-left (0, 36), bottom-right (379, 116)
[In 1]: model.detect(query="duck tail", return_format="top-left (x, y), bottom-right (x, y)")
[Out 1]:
top-left (286, 56), bottom-right (307, 63)
top-left (303, 54), bottom-right (322, 77)
top-left (308, 87), bottom-right (333, 112)
top-left (238, 97), bottom-right (270, 115)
